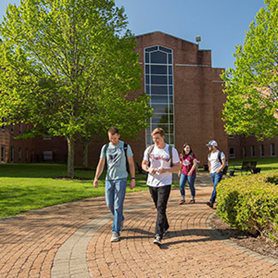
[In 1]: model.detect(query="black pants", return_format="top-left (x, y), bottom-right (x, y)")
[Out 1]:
top-left (149, 185), bottom-right (171, 238)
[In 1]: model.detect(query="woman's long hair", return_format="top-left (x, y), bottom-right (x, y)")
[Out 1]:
top-left (181, 143), bottom-right (193, 158)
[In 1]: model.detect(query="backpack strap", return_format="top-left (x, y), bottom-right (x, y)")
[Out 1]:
top-left (218, 150), bottom-right (228, 174)
top-left (168, 145), bottom-right (173, 167)
top-left (104, 143), bottom-right (109, 156)
top-left (123, 142), bottom-right (130, 173)
top-left (217, 150), bottom-right (222, 163)
top-left (103, 143), bottom-right (109, 168)
top-left (147, 144), bottom-right (155, 166)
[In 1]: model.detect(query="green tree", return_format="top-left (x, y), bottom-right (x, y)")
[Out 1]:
top-left (222, 0), bottom-right (278, 139)
top-left (0, 0), bottom-right (152, 177)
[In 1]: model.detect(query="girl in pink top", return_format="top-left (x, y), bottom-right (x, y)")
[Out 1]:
top-left (179, 144), bottom-right (198, 205)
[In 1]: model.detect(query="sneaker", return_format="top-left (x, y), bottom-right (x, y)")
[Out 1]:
top-left (111, 232), bottom-right (120, 242)
top-left (153, 235), bottom-right (162, 245)
top-left (179, 199), bottom-right (185, 205)
top-left (189, 199), bottom-right (195, 204)
top-left (206, 201), bottom-right (213, 208)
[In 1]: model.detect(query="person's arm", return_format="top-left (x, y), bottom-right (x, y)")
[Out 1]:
top-left (127, 156), bottom-right (136, 189)
top-left (188, 159), bottom-right (198, 176)
top-left (178, 156), bottom-right (182, 177)
top-left (158, 163), bottom-right (180, 174)
top-left (93, 158), bottom-right (105, 187)
top-left (208, 160), bottom-right (211, 172)
top-left (217, 157), bottom-right (226, 173)
top-left (141, 159), bottom-right (157, 174)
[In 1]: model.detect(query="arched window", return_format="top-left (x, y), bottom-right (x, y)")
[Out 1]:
top-left (144, 46), bottom-right (174, 145)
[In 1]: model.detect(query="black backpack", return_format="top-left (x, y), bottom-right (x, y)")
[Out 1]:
top-left (217, 151), bottom-right (228, 175)
top-left (103, 142), bottom-right (129, 173)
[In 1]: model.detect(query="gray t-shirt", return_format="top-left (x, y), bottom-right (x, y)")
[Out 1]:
top-left (208, 150), bottom-right (225, 174)
top-left (100, 140), bottom-right (133, 180)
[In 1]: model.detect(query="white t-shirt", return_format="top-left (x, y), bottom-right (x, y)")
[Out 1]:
top-left (143, 144), bottom-right (180, 187)
top-left (208, 150), bottom-right (225, 174)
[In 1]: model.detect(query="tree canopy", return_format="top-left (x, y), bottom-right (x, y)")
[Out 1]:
top-left (0, 0), bottom-right (152, 177)
top-left (222, 0), bottom-right (278, 139)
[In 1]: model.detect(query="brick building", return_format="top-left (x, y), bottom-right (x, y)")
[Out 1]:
top-left (1, 32), bottom-right (277, 166)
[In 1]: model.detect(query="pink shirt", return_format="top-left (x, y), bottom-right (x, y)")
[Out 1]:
top-left (180, 153), bottom-right (197, 175)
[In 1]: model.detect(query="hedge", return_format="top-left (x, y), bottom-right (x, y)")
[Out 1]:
top-left (216, 172), bottom-right (278, 242)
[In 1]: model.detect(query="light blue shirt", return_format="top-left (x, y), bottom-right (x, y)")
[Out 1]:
top-left (100, 140), bottom-right (133, 180)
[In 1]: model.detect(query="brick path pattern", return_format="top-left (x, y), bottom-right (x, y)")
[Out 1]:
top-left (0, 175), bottom-right (277, 278)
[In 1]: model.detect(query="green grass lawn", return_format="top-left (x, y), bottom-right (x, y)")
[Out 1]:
top-left (0, 159), bottom-right (276, 219)
top-left (0, 163), bottom-right (149, 219)
top-left (228, 157), bottom-right (278, 172)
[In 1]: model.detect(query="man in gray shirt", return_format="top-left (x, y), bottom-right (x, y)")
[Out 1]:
top-left (93, 127), bottom-right (136, 242)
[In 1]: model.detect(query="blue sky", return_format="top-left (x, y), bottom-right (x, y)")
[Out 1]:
top-left (0, 0), bottom-right (265, 69)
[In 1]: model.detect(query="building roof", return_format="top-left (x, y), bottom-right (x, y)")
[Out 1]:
top-left (136, 31), bottom-right (198, 47)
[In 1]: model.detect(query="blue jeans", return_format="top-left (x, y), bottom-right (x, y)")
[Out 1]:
top-left (179, 174), bottom-right (196, 199)
top-left (210, 172), bottom-right (223, 204)
top-left (105, 178), bottom-right (127, 233)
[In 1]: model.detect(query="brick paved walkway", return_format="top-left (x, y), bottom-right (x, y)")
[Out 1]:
top-left (0, 175), bottom-right (277, 278)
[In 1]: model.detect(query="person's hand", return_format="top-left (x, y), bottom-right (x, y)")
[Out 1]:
top-left (130, 179), bottom-right (136, 189)
top-left (157, 168), bottom-right (167, 174)
top-left (148, 167), bottom-right (157, 175)
top-left (93, 179), bottom-right (98, 188)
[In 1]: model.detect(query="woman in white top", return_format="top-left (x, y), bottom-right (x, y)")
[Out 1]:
top-left (141, 128), bottom-right (180, 245)
top-left (206, 140), bottom-right (226, 208)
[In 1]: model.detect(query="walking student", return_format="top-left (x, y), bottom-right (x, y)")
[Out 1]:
top-left (179, 143), bottom-right (198, 205)
top-left (141, 128), bottom-right (180, 245)
top-left (93, 127), bottom-right (136, 242)
top-left (206, 140), bottom-right (226, 208)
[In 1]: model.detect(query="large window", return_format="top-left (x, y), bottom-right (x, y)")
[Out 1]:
top-left (10, 146), bottom-right (14, 162)
top-left (242, 147), bottom-right (246, 158)
top-left (260, 144), bottom-right (265, 157)
top-left (270, 143), bottom-right (276, 156)
top-left (144, 46), bottom-right (174, 145)
top-left (250, 145), bottom-right (255, 157)
top-left (229, 147), bottom-right (235, 159)
top-left (1, 145), bottom-right (6, 161)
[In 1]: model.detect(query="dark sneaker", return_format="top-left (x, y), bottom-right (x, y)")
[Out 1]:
top-left (153, 235), bottom-right (162, 245)
top-left (179, 199), bottom-right (185, 205)
top-left (111, 232), bottom-right (120, 242)
top-left (189, 199), bottom-right (195, 204)
top-left (206, 201), bottom-right (213, 208)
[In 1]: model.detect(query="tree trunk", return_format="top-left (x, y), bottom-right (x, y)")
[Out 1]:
top-left (67, 137), bottom-right (75, 178)
top-left (82, 141), bottom-right (89, 168)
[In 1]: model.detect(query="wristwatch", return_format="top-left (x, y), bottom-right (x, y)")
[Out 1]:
top-left (131, 177), bottom-right (135, 180)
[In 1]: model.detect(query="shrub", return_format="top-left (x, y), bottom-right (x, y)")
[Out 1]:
top-left (217, 172), bottom-right (278, 241)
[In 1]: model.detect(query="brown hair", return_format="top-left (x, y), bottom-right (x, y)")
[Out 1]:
top-left (181, 143), bottom-right (193, 157)
top-left (151, 127), bottom-right (165, 137)
top-left (108, 127), bottom-right (119, 135)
